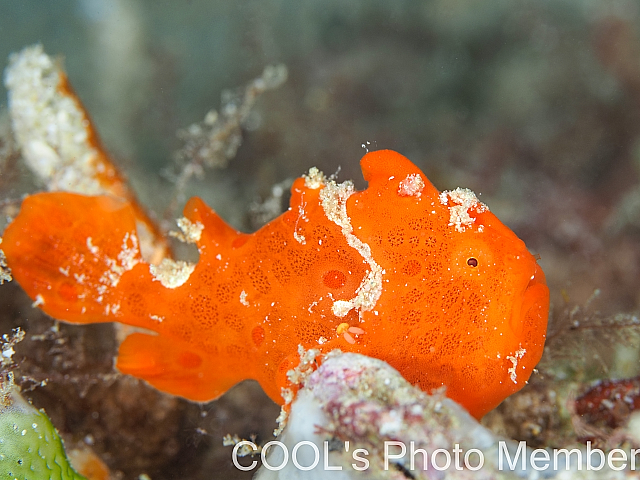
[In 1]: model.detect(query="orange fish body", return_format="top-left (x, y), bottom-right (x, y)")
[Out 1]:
top-left (2, 150), bottom-right (549, 419)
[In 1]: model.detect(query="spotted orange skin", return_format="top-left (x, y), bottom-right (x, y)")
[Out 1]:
top-left (2, 150), bottom-right (549, 419)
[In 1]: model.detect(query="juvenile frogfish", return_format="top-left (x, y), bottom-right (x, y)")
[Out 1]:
top-left (2, 150), bottom-right (549, 419)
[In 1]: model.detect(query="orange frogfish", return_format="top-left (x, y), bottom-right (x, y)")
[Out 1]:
top-left (2, 150), bottom-right (549, 419)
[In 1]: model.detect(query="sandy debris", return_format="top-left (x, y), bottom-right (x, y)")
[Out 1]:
top-left (99, 232), bottom-right (140, 288)
top-left (397, 173), bottom-right (425, 198)
top-left (239, 290), bottom-right (249, 306)
top-left (506, 347), bottom-right (527, 384)
top-left (149, 258), bottom-right (195, 289)
top-left (170, 217), bottom-right (204, 244)
top-left (303, 167), bottom-right (325, 189)
top-left (439, 187), bottom-right (488, 233)
top-left (0, 239), bottom-right (11, 284)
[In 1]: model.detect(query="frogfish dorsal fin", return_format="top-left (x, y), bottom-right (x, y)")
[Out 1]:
top-left (359, 149), bottom-right (439, 200)
top-left (183, 196), bottom-right (244, 251)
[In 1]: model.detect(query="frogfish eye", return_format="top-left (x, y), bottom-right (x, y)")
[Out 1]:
top-left (467, 257), bottom-right (478, 268)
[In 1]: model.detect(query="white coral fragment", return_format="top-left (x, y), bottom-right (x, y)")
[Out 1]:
top-left (149, 258), bottom-right (195, 289)
top-left (4, 44), bottom-right (106, 194)
top-left (274, 346), bottom-right (322, 436)
top-left (258, 353), bottom-right (606, 479)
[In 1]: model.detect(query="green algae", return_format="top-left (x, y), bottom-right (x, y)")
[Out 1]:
top-left (0, 381), bottom-right (86, 480)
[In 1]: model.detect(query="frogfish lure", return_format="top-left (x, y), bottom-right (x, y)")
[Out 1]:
top-left (2, 150), bottom-right (549, 419)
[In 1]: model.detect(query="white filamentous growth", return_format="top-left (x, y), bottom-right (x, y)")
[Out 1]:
top-left (318, 177), bottom-right (384, 318)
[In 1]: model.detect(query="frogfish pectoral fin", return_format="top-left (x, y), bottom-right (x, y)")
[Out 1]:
top-left (117, 333), bottom-right (246, 402)
top-left (2, 192), bottom-right (146, 324)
